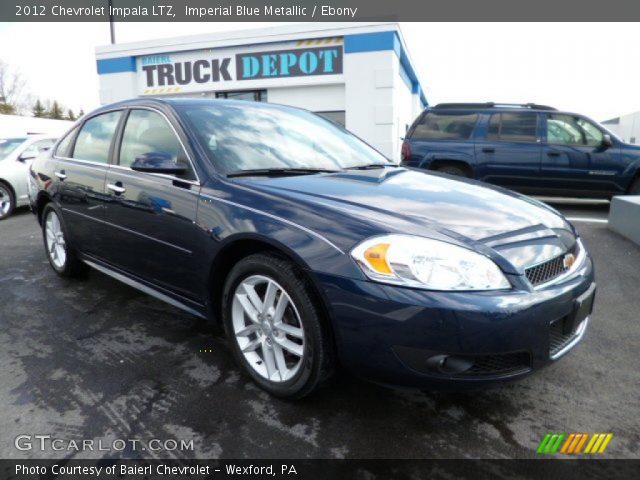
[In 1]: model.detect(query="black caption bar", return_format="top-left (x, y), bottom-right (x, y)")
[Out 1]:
top-left (1, 459), bottom-right (639, 480)
top-left (4, 0), bottom-right (640, 21)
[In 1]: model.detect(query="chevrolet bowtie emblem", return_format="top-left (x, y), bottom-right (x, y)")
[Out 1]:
top-left (563, 253), bottom-right (576, 269)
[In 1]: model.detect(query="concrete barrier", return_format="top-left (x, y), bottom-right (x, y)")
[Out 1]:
top-left (608, 196), bottom-right (640, 246)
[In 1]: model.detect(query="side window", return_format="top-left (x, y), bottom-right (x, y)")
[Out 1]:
top-left (55, 127), bottom-right (78, 157)
top-left (486, 113), bottom-right (537, 143)
top-left (411, 112), bottom-right (478, 140)
top-left (546, 114), bottom-right (604, 147)
top-left (21, 139), bottom-right (55, 158)
top-left (119, 109), bottom-right (195, 180)
top-left (72, 111), bottom-right (122, 163)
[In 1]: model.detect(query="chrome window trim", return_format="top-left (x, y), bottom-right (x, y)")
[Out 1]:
top-left (198, 192), bottom-right (345, 254)
top-left (530, 238), bottom-right (587, 290)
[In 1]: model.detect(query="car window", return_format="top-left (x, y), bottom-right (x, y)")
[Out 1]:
top-left (21, 139), bottom-right (55, 158)
top-left (412, 112), bottom-right (478, 140)
top-left (55, 127), bottom-right (78, 158)
top-left (72, 111), bottom-right (122, 164)
top-left (547, 114), bottom-right (604, 147)
top-left (0, 138), bottom-right (27, 159)
top-left (487, 112), bottom-right (537, 143)
top-left (119, 109), bottom-right (195, 181)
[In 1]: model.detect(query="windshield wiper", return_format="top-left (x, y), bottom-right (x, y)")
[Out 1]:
top-left (227, 167), bottom-right (340, 178)
top-left (344, 163), bottom-right (397, 170)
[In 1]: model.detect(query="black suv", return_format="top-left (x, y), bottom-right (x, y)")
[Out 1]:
top-left (401, 103), bottom-right (640, 198)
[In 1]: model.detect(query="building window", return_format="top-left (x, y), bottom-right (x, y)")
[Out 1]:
top-left (315, 111), bottom-right (346, 127)
top-left (215, 90), bottom-right (267, 102)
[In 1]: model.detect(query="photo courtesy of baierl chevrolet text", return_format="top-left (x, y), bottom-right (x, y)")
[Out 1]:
top-left (0, 1), bottom-right (638, 479)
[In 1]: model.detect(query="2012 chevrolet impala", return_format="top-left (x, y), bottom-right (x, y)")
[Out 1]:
top-left (29, 98), bottom-right (595, 398)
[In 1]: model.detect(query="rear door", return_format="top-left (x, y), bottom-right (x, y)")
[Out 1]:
top-left (55, 111), bottom-right (122, 255)
top-left (541, 113), bottom-right (622, 195)
top-left (475, 111), bottom-right (542, 189)
top-left (102, 108), bottom-right (206, 301)
top-left (404, 110), bottom-right (479, 169)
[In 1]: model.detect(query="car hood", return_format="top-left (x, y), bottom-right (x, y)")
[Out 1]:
top-left (235, 167), bottom-right (577, 274)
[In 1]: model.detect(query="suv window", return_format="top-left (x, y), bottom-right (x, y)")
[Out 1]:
top-left (119, 109), bottom-right (195, 180)
top-left (72, 111), bottom-right (122, 163)
top-left (412, 112), bottom-right (478, 140)
top-left (547, 114), bottom-right (604, 147)
top-left (487, 112), bottom-right (537, 143)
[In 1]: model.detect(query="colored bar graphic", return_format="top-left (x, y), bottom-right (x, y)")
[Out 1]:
top-left (538, 433), bottom-right (613, 455)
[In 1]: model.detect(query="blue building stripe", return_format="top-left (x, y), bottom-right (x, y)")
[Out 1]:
top-left (97, 56), bottom-right (136, 74)
top-left (344, 31), bottom-right (427, 106)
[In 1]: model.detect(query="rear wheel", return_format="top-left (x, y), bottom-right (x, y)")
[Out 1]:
top-left (222, 253), bottom-right (334, 399)
top-left (0, 181), bottom-right (15, 220)
top-left (42, 203), bottom-right (87, 277)
top-left (434, 164), bottom-right (471, 178)
top-left (629, 176), bottom-right (640, 195)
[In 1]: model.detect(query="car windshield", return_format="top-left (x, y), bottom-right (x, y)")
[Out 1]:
top-left (177, 102), bottom-right (390, 174)
top-left (0, 138), bottom-right (27, 159)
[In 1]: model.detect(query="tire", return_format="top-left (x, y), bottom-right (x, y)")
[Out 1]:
top-left (42, 203), bottom-right (88, 278)
top-left (435, 164), bottom-right (471, 178)
top-left (629, 177), bottom-right (640, 195)
top-left (0, 181), bottom-right (15, 220)
top-left (222, 253), bottom-right (334, 399)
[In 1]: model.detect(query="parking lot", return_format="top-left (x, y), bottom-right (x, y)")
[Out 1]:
top-left (0, 200), bottom-right (638, 459)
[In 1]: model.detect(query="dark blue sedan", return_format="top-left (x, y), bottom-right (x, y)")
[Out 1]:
top-left (29, 98), bottom-right (595, 398)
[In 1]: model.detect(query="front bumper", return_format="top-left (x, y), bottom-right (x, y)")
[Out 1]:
top-left (319, 253), bottom-right (595, 389)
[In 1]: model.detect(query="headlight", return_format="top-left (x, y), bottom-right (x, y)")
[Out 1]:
top-left (351, 234), bottom-right (510, 291)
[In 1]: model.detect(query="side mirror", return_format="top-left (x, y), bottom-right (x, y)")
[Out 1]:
top-left (602, 134), bottom-right (613, 148)
top-left (18, 152), bottom-right (37, 163)
top-left (131, 152), bottom-right (187, 175)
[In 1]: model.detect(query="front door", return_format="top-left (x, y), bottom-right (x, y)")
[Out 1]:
top-left (541, 113), bottom-right (622, 195)
top-left (475, 111), bottom-right (542, 190)
top-left (102, 108), bottom-right (207, 301)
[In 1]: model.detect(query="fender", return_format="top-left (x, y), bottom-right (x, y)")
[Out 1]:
top-left (418, 149), bottom-right (475, 171)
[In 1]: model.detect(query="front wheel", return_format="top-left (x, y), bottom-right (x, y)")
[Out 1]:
top-left (222, 254), bottom-right (334, 399)
top-left (42, 203), bottom-right (87, 277)
top-left (0, 181), bottom-right (15, 220)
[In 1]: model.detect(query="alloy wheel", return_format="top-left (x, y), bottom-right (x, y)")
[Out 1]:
top-left (232, 275), bottom-right (305, 383)
top-left (45, 210), bottom-right (67, 269)
top-left (0, 185), bottom-right (11, 217)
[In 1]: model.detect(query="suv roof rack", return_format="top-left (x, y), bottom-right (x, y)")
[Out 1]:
top-left (433, 102), bottom-right (557, 111)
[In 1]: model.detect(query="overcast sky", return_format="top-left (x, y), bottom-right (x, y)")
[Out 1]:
top-left (0, 22), bottom-right (638, 121)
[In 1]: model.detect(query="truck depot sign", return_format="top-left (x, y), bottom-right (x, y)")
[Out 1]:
top-left (139, 44), bottom-right (343, 93)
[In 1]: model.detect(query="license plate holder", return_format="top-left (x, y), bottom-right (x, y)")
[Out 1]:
top-left (564, 283), bottom-right (596, 335)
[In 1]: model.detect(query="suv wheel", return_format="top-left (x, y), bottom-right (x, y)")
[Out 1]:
top-left (0, 182), bottom-right (15, 220)
top-left (42, 203), bottom-right (87, 277)
top-left (222, 253), bottom-right (334, 399)
top-left (435, 164), bottom-right (471, 178)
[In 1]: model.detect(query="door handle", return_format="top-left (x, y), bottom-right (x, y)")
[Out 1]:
top-left (54, 170), bottom-right (67, 180)
top-left (107, 183), bottom-right (126, 195)
top-left (547, 151), bottom-right (561, 157)
top-left (481, 147), bottom-right (495, 153)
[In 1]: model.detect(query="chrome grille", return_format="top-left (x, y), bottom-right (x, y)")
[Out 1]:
top-left (525, 255), bottom-right (568, 286)
top-left (549, 320), bottom-right (575, 357)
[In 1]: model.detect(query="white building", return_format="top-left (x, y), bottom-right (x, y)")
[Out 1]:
top-left (95, 23), bottom-right (427, 161)
top-left (0, 114), bottom-right (72, 137)
top-left (602, 111), bottom-right (640, 145)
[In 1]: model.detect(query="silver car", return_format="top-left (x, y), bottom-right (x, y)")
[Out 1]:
top-left (0, 135), bottom-right (56, 220)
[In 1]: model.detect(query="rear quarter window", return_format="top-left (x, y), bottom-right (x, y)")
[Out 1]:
top-left (411, 112), bottom-right (478, 141)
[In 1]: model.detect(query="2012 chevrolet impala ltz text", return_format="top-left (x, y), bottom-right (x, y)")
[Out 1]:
top-left (29, 98), bottom-right (596, 398)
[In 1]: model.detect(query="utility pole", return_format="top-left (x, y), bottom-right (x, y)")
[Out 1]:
top-left (108, 0), bottom-right (116, 44)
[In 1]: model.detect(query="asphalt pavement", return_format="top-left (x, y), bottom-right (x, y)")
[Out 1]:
top-left (0, 203), bottom-right (638, 459)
